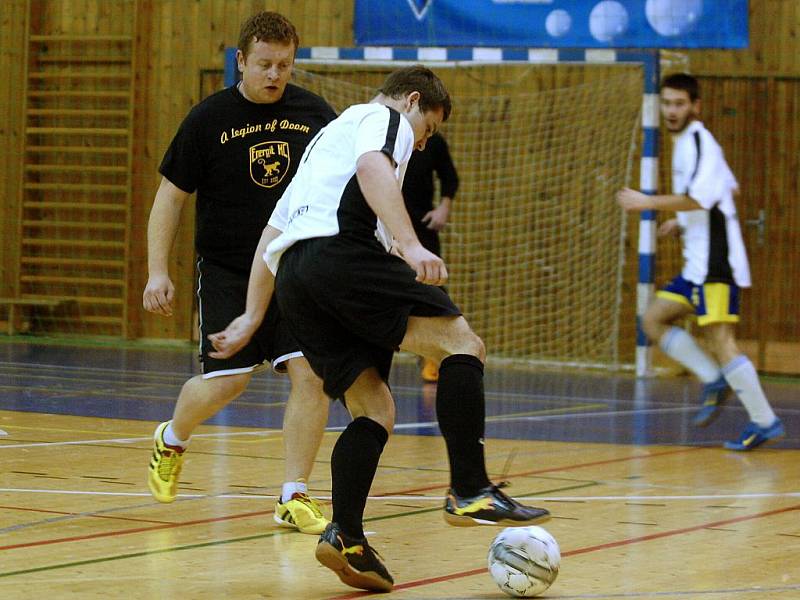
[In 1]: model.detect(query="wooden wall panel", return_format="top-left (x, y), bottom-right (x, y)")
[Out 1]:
top-left (687, 0), bottom-right (800, 77)
top-left (1, 0), bottom-right (798, 356)
top-left (0, 0), bottom-right (29, 298)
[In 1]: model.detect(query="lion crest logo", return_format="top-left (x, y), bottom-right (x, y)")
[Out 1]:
top-left (250, 141), bottom-right (290, 188)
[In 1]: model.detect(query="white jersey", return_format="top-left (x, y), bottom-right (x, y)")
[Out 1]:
top-left (672, 120), bottom-right (751, 287)
top-left (265, 103), bottom-right (415, 274)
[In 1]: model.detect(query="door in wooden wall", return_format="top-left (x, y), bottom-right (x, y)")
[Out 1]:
top-left (700, 75), bottom-right (800, 375)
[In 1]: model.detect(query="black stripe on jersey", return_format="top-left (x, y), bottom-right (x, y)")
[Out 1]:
top-left (707, 205), bottom-right (734, 283)
top-left (303, 129), bottom-right (325, 164)
top-left (380, 108), bottom-right (401, 166)
top-left (687, 131), bottom-right (702, 190)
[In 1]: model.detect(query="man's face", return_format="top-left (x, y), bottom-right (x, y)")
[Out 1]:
top-left (660, 87), bottom-right (699, 133)
top-left (402, 93), bottom-right (444, 150)
top-left (237, 39), bottom-right (295, 104)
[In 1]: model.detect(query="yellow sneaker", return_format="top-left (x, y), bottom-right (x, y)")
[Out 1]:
top-left (421, 358), bottom-right (439, 383)
top-left (147, 421), bottom-right (185, 503)
top-left (274, 492), bottom-right (329, 534)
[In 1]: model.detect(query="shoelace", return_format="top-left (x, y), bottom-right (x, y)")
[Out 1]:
top-left (157, 449), bottom-right (182, 480)
top-left (294, 493), bottom-right (324, 518)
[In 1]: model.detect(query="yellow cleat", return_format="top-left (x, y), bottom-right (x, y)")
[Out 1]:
top-left (274, 491), bottom-right (329, 534)
top-left (147, 421), bottom-right (185, 503)
top-left (421, 358), bottom-right (439, 383)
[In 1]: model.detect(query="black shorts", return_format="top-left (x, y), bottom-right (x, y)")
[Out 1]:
top-left (275, 236), bottom-right (461, 399)
top-left (197, 258), bottom-right (301, 377)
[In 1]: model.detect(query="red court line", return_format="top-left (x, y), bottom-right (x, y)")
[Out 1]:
top-left (0, 504), bottom-right (175, 525)
top-left (327, 502), bottom-right (800, 599)
top-left (0, 446), bottom-right (701, 553)
top-left (0, 508), bottom-right (275, 551)
top-left (375, 446), bottom-right (703, 497)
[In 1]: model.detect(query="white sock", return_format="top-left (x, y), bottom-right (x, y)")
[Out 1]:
top-left (163, 421), bottom-right (190, 449)
top-left (281, 480), bottom-right (308, 503)
top-left (722, 356), bottom-right (777, 428)
top-left (659, 326), bottom-right (721, 383)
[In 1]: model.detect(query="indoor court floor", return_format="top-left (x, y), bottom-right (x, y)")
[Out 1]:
top-left (1, 339), bottom-right (798, 599)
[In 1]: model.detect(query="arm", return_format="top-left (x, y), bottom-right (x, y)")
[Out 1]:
top-left (357, 151), bottom-right (447, 285)
top-left (142, 177), bottom-right (191, 316)
top-left (422, 196), bottom-right (452, 231)
top-left (207, 224), bottom-right (282, 359)
top-left (616, 187), bottom-right (702, 212)
top-left (422, 135), bottom-right (458, 231)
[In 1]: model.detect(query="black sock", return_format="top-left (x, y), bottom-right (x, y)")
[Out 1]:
top-left (330, 416), bottom-right (389, 539)
top-left (436, 354), bottom-right (492, 497)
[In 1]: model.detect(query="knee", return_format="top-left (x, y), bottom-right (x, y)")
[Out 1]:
top-left (186, 372), bottom-right (249, 403)
top-left (641, 311), bottom-right (663, 343)
top-left (287, 360), bottom-right (325, 397)
top-left (346, 393), bottom-right (395, 434)
top-left (467, 331), bottom-right (486, 362)
top-left (441, 319), bottom-right (485, 362)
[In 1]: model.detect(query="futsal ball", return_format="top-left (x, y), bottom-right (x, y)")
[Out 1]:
top-left (487, 526), bottom-right (560, 598)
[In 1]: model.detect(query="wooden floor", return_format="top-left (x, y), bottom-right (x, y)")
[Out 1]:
top-left (1, 341), bottom-right (799, 599)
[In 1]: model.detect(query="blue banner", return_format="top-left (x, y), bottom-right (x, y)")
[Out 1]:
top-left (354, 0), bottom-right (748, 49)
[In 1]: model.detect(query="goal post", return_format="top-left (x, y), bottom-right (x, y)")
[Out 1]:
top-left (225, 47), bottom-right (658, 372)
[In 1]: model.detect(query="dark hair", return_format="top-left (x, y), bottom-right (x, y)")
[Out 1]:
top-left (237, 11), bottom-right (299, 58)
top-left (660, 73), bottom-right (700, 102)
top-left (378, 65), bottom-right (452, 121)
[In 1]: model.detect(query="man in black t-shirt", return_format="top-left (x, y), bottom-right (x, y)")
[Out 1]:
top-left (402, 132), bottom-right (459, 382)
top-left (142, 11), bottom-right (336, 535)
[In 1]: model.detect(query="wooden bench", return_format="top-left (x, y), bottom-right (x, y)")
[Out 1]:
top-left (0, 297), bottom-right (67, 335)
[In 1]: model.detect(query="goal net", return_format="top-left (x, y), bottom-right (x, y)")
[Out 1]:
top-left (292, 63), bottom-right (642, 367)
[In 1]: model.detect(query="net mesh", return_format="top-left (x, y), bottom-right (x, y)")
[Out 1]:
top-left (292, 65), bottom-right (642, 366)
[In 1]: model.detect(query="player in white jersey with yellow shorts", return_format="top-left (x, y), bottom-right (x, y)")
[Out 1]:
top-left (617, 73), bottom-right (784, 451)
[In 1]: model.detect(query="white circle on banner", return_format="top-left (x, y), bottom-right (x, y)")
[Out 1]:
top-left (545, 9), bottom-right (572, 38)
top-left (589, 1), bottom-right (630, 43)
top-left (645, 0), bottom-right (704, 37)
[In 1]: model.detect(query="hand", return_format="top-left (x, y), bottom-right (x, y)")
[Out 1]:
top-left (616, 188), bottom-right (654, 212)
top-left (143, 273), bottom-right (175, 316)
top-left (421, 203), bottom-right (450, 231)
top-left (400, 243), bottom-right (448, 286)
top-left (207, 314), bottom-right (259, 359)
top-left (657, 218), bottom-right (682, 238)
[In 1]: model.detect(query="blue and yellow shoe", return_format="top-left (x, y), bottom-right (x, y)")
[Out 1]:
top-left (274, 490), bottom-right (329, 535)
top-left (444, 484), bottom-right (550, 527)
top-left (692, 376), bottom-right (731, 427)
top-left (147, 421), bottom-right (185, 503)
top-left (724, 419), bottom-right (785, 451)
top-left (315, 522), bottom-right (394, 592)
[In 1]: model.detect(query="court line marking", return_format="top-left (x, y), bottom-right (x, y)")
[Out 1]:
top-left (0, 408), bottom-right (701, 449)
top-left (0, 429), bottom-right (285, 449)
top-left (0, 448), bottom-right (700, 552)
top-left (0, 504), bottom-right (176, 526)
top-left (327, 503), bottom-right (800, 600)
top-left (2, 489), bottom-right (799, 502)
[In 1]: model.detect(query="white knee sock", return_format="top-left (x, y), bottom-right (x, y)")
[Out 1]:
top-left (163, 421), bottom-right (190, 449)
top-left (281, 479), bottom-right (308, 503)
top-left (722, 355), bottom-right (777, 428)
top-left (659, 326), bottom-right (721, 383)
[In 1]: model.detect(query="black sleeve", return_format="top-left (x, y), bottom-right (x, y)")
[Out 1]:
top-left (158, 109), bottom-right (204, 194)
top-left (431, 134), bottom-right (459, 199)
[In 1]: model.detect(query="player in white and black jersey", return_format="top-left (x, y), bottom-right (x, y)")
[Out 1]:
top-left (142, 12), bottom-right (336, 533)
top-left (617, 73), bottom-right (783, 451)
top-left (209, 65), bottom-right (550, 593)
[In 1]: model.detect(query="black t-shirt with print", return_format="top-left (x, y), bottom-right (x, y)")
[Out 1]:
top-left (159, 83), bottom-right (336, 272)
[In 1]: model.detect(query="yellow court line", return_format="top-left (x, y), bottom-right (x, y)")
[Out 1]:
top-left (485, 402), bottom-right (608, 421)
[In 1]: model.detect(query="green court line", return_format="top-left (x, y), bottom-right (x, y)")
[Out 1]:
top-left (0, 481), bottom-right (596, 578)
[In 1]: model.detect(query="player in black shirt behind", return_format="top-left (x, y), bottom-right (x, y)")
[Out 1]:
top-left (402, 132), bottom-right (459, 382)
top-left (142, 11), bottom-right (336, 535)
